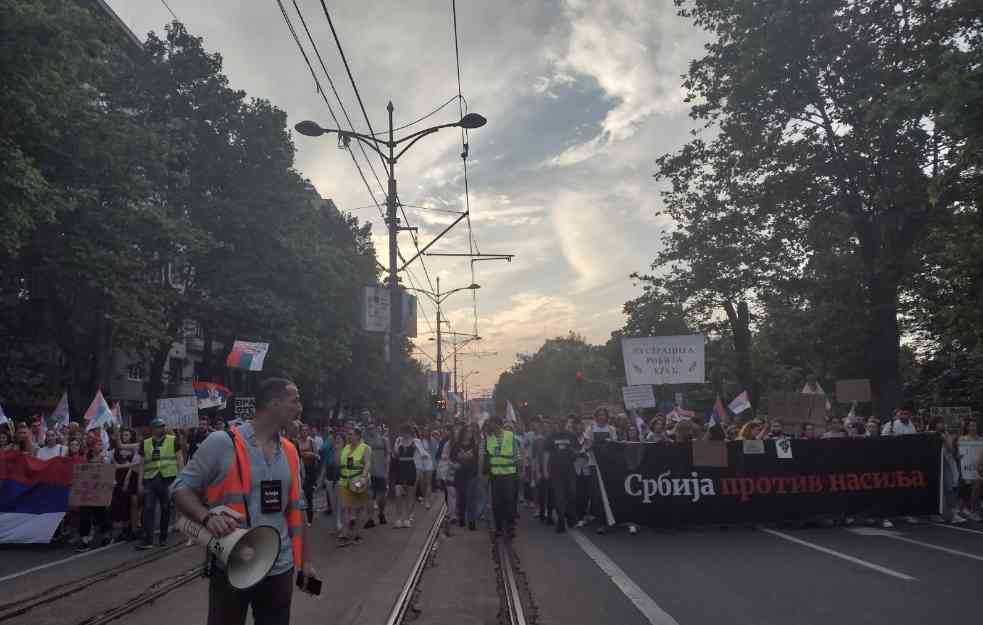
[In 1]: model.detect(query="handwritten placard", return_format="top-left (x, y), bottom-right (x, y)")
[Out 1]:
top-left (68, 463), bottom-right (115, 508)
top-left (233, 397), bottom-right (256, 420)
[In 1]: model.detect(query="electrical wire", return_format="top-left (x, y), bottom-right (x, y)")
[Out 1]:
top-left (451, 0), bottom-right (481, 336)
top-left (318, 1), bottom-right (440, 298)
top-left (274, 0), bottom-right (386, 225)
top-left (371, 95), bottom-right (466, 136)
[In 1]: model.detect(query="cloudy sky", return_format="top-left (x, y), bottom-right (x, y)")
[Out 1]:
top-left (108, 0), bottom-right (708, 396)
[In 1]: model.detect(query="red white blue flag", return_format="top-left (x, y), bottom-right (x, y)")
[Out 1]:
top-left (0, 452), bottom-right (77, 543)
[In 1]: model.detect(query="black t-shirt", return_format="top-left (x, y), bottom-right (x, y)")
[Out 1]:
top-left (546, 431), bottom-right (579, 471)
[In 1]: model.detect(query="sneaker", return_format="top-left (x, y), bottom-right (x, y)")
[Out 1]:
top-left (353, 535), bottom-right (363, 545)
top-left (881, 519), bottom-right (895, 529)
top-left (929, 514), bottom-right (945, 523)
top-left (951, 512), bottom-right (968, 525)
top-left (405, 519), bottom-right (412, 528)
top-left (967, 512), bottom-right (982, 522)
top-left (904, 516), bottom-right (920, 524)
top-left (843, 516), bottom-right (855, 527)
top-left (336, 536), bottom-right (351, 547)
top-left (628, 524), bottom-right (638, 535)
top-left (417, 496), bottom-right (423, 503)
top-left (364, 519), bottom-right (376, 529)
top-left (596, 526), bottom-right (606, 535)
top-left (576, 520), bottom-right (588, 528)
top-left (425, 502), bottom-right (432, 510)
top-left (136, 543), bottom-right (154, 551)
top-left (76, 541), bottom-right (93, 553)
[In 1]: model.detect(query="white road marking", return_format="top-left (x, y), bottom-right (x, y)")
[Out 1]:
top-left (760, 527), bottom-right (916, 581)
top-left (931, 522), bottom-right (983, 536)
top-left (0, 542), bottom-right (123, 583)
top-left (570, 529), bottom-right (681, 625)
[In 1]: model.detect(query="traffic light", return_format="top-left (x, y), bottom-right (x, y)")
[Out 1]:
top-left (575, 371), bottom-right (585, 383)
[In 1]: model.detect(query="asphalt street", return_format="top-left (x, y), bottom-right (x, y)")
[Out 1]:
top-left (514, 512), bottom-right (983, 625)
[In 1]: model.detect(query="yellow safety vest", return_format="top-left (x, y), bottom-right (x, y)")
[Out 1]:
top-left (486, 431), bottom-right (517, 476)
top-left (143, 435), bottom-right (177, 479)
top-left (339, 442), bottom-right (369, 487)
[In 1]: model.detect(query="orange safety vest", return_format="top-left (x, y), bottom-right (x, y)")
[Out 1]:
top-left (205, 428), bottom-right (304, 569)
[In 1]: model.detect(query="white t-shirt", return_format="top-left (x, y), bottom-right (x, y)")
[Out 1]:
top-left (585, 424), bottom-right (618, 466)
top-left (884, 419), bottom-right (917, 436)
top-left (35, 445), bottom-right (66, 460)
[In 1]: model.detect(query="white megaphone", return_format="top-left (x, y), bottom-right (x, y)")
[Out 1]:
top-left (176, 506), bottom-right (280, 590)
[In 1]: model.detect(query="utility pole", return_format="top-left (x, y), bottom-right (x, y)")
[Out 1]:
top-left (435, 277), bottom-right (443, 400)
top-left (386, 102), bottom-right (401, 425)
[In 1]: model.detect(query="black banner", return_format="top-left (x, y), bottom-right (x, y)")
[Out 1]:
top-left (594, 436), bottom-right (942, 527)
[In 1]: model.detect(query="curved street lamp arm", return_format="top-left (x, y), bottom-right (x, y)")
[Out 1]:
top-left (395, 127), bottom-right (446, 161)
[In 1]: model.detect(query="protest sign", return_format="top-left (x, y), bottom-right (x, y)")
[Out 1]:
top-left (692, 440), bottom-right (728, 467)
top-left (68, 462), bottom-right (116, 508)
top-left (959, 440), bottom-right (982, 481)
top-left (929, 406), bottom-right (972, 429)
top-left (622, 385), bottom-right (656, 410)
top-left (775, 437), bottom-right (794, 459)
top-left (835, 379), bottom-right (871, 403)
top-left (742, 440), bottom-right (765, 455)
top-left (622, 335), bottom-right (705, 386)
top-left (233, 397), bottom-right (256, 420)
top-left (157, 397), bottom-right (198, 429)
top-left (594, 436), bottom-right (942, 528)
top-left (767, 392), bottom-right (827, 425)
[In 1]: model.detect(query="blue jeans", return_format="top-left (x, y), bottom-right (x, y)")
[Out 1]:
top-left (142, 475), bottom-right (174, 545)
top-left (456, 473), bottom-right (479, 522)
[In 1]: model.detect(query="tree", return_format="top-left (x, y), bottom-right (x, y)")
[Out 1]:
top-left (655, 0), bottom-right (982, 417)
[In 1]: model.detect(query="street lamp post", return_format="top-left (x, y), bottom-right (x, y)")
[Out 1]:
top-left (295, 107), bottom-right (486, 424)
top-left (407, 278), bottom-right (479, 410)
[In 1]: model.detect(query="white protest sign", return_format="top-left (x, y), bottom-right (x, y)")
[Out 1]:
top-left (775, 437), bottom-right (794, 459)
top-left (960, 440), bottom-right (983, 481)
top-left (622, 385), bottom-right (656, 410)
top-left (157, 397), bottom-right (198, 429)
top-left (742, 440), bottom-right (765, 455)
top-left (622, 335), bottom-right (705, 386)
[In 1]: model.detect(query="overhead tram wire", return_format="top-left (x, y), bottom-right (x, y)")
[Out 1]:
top-left (318, 1), bottom-right (445, 298)
top-left (372, 95), bottom-right (466, 136)
top-left (274, 0), bottom-right (386, 225)
top-left (452, 0), bottom-right (481, 336)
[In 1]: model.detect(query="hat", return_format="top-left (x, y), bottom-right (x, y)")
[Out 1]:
top-left (150, 418), bottom-right (166, 428)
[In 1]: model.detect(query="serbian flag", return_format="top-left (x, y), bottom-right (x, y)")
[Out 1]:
top-left (709, 396), bottom-right (728, 428)
top-left (193, 382), bottom-right (232, 410)
top-left (0, 452), bottom-right (78, 543)
top-left (226, 341), bottom-right (270, 371)
top-left (728, 390), bottom-right (752, 415)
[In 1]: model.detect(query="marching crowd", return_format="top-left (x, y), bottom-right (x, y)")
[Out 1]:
top-left (3, 401), bottom-right (982, 557)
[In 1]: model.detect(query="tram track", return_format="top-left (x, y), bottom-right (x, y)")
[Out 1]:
top-left (73, 565), bottom-right (203, 625)
top-left (0, 543), bottom-right (192, 622)
top-left (385, 502), bottom-right (448, 625)
top-left (496, 539), bottom-right (529, 625)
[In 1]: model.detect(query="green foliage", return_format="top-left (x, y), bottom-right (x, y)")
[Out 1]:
top-left (494, 333), bottom-right (613, 417)
top-left (0, 11), bottom-right (426, 417)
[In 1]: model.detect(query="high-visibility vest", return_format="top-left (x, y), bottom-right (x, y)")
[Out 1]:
top-left (142, 435), bottom-right (178, 479)
top-left (339, 442), bottom-right (369, 487)
top-left (486, 431), bottom-right (517, 476)
top-left (204, 428), bottom-right (305, 569)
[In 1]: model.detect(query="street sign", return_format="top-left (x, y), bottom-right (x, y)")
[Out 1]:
top-left (360, 287), bottom-right (418, 337)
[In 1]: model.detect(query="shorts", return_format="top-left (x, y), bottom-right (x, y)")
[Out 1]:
top-left (371, 476), bottom-right (388, 498)
top-left (339, 487), bottom-right (370, 508)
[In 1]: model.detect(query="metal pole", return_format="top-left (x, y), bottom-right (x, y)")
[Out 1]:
top-left (387, 101), bottom-right (401, 425)
top-left (436, 277), bottom-right (443, 406)
top-left (453, 341), bottom-right (459, 395)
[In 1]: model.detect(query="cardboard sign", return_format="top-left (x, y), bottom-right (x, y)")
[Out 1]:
top-left (835, 379), bottom-right (871, 403)
top-left (157, 397), bottom-right (198, 430)
top-left (692, 440), bottom-right (728, 467)
top-left (622, 335), bottom-right (705, 386)
top-left (767, 392), bottom-right (827, 425)
top-left (930, 406), bottom-right (972, 429)
top-left (742, 440), bottom-right (765, 455)
top-left (775, 437), bottom-right (794, 459)
top-left (622, 385), bottom-right (657, 410)
top-left (233, 397), bottom-right (256, 420)
top-left (959, 440), bottom-right (983, 481)
top-left (68, 463), bottom-right (116, 508)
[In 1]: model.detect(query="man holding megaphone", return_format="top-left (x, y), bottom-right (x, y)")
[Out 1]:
top-left (173, 378), bottom-right (315, 625)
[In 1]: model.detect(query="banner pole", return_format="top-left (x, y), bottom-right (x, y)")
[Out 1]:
top-left (590, 450), bottom-right (617, 527)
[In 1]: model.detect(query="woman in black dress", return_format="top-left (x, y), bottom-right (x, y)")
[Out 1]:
top-left (391, 424), bottom-right (422, 528)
